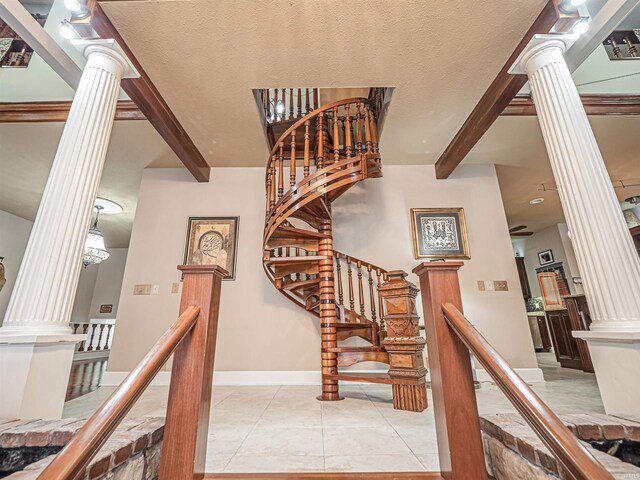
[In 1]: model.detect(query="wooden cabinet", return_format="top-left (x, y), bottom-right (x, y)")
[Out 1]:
top-left (515, 257), bottom-right (531, 299)
top-left (564, 295), bottom-right (594, 373)
top-left (546, 310), bottom-right (583, 370)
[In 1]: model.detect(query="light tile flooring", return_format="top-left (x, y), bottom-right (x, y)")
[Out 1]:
top-left (63, 355), bottom-right (604, 473)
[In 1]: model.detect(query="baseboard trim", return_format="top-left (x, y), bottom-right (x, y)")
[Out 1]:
top-left (101, 367), bottom-right (545, 387)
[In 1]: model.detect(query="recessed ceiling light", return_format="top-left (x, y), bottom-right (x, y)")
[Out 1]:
top-left (529, 197), bottom-right (545, 205)
top-left (571, 0), bottom-right (586, 6)
top-left (572, 18), bottom-right (590, 35)
top-left (64, 0), bottom-right (82, 12)
top-left (58, 20), bottom-right (77, 40)
top-left (94, 197), bottom-right (123, 214)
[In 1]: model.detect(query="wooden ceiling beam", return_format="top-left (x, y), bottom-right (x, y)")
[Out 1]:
top-left (0, 100), bottom-right (145, 122)
top-left (434, 0), bottom-right (580, 179)
top-left (503, 95), bottom-right (640, 116)
top-left (81, 2), bottom-right (211, 182)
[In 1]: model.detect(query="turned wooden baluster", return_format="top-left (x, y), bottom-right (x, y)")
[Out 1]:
top-left (289, 88), bottom-right (294, 119)
top-left (269, 162), bottom-right (276, 211)
top-left (376, 269), bottom-right (385, 337)
top-left (356, 103), bottom-right (363, 154)
top-left (262, 89), bottom-right (269, 120)
top-left (71, 323), bottom-right (79, 334)
top-left (313, 88), bottom-right (319, 110)
top-left (364, 105), bottom-right (373, 154)
top-left (103, 324), bottom-right (113, 350)
top-left (335, 253), bottom-right (344, 306)
top-left (357, 260), bottom-right (365, 320)
top-left (297, 88), bottom-right (302, 117)
top-left (278, 142), bottom-right (284, 199)
top-left (347, 257), bottom-right (355, 320)
top-left (333, 106), bottom-right (340, 163)
top-left (344, 105), bottom-right (352, 159)
top-left (367, 265), bottom-right (379, 346)
top-left (290, 129), bottom-right (296, 187)
top-left (305, 88), bottom-right (311, 113)
top-left (303, 120), bottom-right (310, 177)
top-left (281, 88), bottom-right (286, 120)
top-left (274, 89), bottom-right (279, 121)
top-left (266, 164), bottom-right (273, 216)
top-left (86, 324), bottom-right (97, 351)
top-left (78, 324), bottom-right (89, 351)
top-left (370, 107), bottom-right (379, 154)
top-left (316, 111), bottom-right (325, 169)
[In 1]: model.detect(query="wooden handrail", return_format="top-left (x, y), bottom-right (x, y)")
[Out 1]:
top-left (39, 305), bottom-right (200, 480)
top-left (414, 261), bottom-right (613, 480)
top-left (442, 303), bottom-right (613, 480)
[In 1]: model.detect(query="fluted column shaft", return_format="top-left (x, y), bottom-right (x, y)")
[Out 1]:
top-left (1, 44), bottom-right (129, 335)
top-left (514, 36), bottom-right (640, 332)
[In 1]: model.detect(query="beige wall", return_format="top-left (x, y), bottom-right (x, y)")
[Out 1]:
top-left (89, 248), bottom-right (128, 319)
top-left (109, 164), bottom-right (538, 373)
top-left (0, 210), bottom-right (33, 322)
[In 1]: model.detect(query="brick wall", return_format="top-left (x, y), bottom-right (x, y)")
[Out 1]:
top-left (0, 417), bottom-right (164, 479)
top-left (481, 413), bottom-right (640, 480)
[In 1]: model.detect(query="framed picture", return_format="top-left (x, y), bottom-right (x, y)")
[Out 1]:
top-left (183, 217), bottom-right (239, 280)
top-left (410, 208), bottom-right (470, 259)
top-left (100, 304), bottom-right (113, 314)
top-left (538, 249), bottom-right (554, 266)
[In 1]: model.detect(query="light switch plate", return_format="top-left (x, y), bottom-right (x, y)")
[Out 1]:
top-left (477, 280), bottom-right (486, 291)
top-left (151, 284), bottom-right (160, 295)
top-left (494, 281), bottom-right (509, 291)
top-left (133, 284), bottom-right (151, 295)
top-left (171, 283), bottom-right (180, 294)
top-left (485, 281), bottom-right (494, 291)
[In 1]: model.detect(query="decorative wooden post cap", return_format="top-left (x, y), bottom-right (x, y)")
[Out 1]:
top-left (412, 261), bottom-right (465, 277)
top-left (177, 265), bottom-right (229, 278)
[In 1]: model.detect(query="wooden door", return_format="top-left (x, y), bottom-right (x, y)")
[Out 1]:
top-left (515, 257), bottom-right (531, 299)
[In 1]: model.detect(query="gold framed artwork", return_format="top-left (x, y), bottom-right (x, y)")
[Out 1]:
top-left (410, 208), bottom-right (470, 259)
top-left (183, 217), bottom-right (239, 280)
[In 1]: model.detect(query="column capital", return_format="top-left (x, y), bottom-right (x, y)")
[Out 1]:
top-left (509, 34), bottom-right (578, 76)
top-left (71, 38), bottom-right (139, 79)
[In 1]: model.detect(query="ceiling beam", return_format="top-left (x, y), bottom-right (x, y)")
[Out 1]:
top-left (503, 94), bottom-right (640, 116)
top-left (0, 0), bottom-right (82, 88)
top-left (0, 100), bottom-right (145, 122)
top-left (434, 1), bottom-right (580, 179)
top-left (82, 2), bottom-right (211, 182)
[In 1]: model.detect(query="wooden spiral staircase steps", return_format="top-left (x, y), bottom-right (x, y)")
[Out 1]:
top-left (262, 96), bottom-right (427, 410)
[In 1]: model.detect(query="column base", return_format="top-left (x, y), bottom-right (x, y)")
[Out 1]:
top-left (392, 382), bottom-right (428, 412)
top-left (0, 333), bottom-right (84, 419)
top-left (574, 330), bottom-right (640, 415)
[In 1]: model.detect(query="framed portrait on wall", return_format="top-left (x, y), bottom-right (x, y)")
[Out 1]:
top-left (183, 217), bottom-right (239, 280)
top-left (538, 249), bottom-right (554, 266)
top-left (410, 208), bottom-right (470, 259)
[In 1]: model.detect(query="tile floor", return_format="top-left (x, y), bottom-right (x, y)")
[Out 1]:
top-left (62, 355), bottom-right (604, 473)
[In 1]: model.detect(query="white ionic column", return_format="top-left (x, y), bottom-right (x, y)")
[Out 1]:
top-left (0, 39), bottom-right (137, 419)
top-left (511, 35), bottom-right (640, 414)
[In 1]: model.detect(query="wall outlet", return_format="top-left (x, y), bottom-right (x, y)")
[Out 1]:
top-left (494, 281), bottom-right (509, 291)
top-left (133, 284), bottom-right (152, 295)
top-left (485, 280), bottom-right (494, 291)
top-left (151, 284), bottom-right (160, 295)
top-left (477, 280), bottom-right (486, 291)
top-left (171, 282), bottom-right (180, 294)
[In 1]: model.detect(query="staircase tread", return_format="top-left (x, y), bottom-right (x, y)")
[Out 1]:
top-left (280, 278), bottom-right (322, 290)
top-left (327, 346), bottom-right (385, 353)
top-left (335, 322), bottom-right (374, 329)
top-left (272, 225), bottom-right (328, 239)
top-left (265, 255), bottom-right (326, 265)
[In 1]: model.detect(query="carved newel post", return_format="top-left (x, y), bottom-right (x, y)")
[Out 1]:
top-left (379, 270), bottom-right (428, 412)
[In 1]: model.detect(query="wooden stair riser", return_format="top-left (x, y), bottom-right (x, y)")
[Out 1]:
top-left (337, 350), bottom-right (389, 367)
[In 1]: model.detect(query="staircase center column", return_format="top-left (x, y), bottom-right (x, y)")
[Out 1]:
top-left (0, 39), bottom-right (137, 419)
top-left (511, 35), bottom-right (640, 414)
top-left (317, 218), bottom-right (343, 401)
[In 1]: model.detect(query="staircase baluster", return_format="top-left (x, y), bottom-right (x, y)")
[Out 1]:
top-left (335, 253), bottom-right (344, 306)
top-left (263, 89), bottom-right (269, 120)
top-left (316, 112), bottom-right (325, 169)
top-left (281, 88), bottom-right (286, 120)
top-left (303, 120), bottom-right (310, 177)
top-left (274, 89), bottom-right (279, 121)
top-left (270, 162), bottom-right (276, 211)
top-left (313, 88), bottom-right (319, 110)
top-left (278, 142), bottom-right (284, 199)
top-left (356, 103), bottom-right (363, 154)
top-left (333, 106), bottom-right (339, 163)
top-left (78, 324), bottom-right (89, 351)
top-left (357, 260), bottom-right (365, 320)
top-left (290, 129), bottom-right (296, 188)
top-left (289, 88), bottom-right (294, 119)
top-left (266, 165), bottom-right (273, 217)
top-left (296, 249), bottom-right (301, 281)
top-left (96, 324), bottom-right (105, 351)
top-left (103, 324), bottom-right (113, 350)
top-left (344, 105), bottom-right (352, 159)
top-left (297, 88), bottom-right (302, 117)
top-left (370, 107), bottom-right (379, 154)
top-left (368, 265), bottom-right (377, 323)
top-left (364, 105), bottom-right (373, 153)
top-left (347, 257), bottom-right (355, 320)
top-left (305, 88), bottom-right (311, 113)
top-left (376, 269), bottom-right (386, 338)
top-left (87, 324), bottom-right (97, 351)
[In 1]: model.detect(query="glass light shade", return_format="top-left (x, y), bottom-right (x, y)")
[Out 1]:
top-left (83, 226), bottom-right (110, 266)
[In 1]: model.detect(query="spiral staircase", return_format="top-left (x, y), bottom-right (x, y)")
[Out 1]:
top-left (260, 89), bottom-right (428, 410)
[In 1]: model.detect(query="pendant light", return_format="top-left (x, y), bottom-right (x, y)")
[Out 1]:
top-left (83, 205), bottom-right (110, 267)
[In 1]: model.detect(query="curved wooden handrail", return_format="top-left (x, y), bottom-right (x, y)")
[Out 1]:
top-left (334, 250), bottom-right (388, 276)
top-left (39, 305), bottom-right (201, 480)
top-left (441, 303), bottom-right (614, 480)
